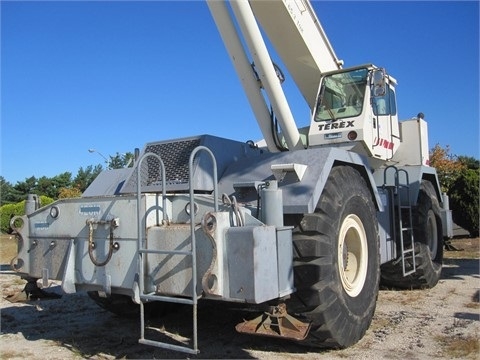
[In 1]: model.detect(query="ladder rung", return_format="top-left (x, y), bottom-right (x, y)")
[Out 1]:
top-left (136, 147), bottom-right (218, 355)
top-left (139, 248), bottom-right (192, 256)
top-left (403, 269), bottom-right (416, 276)
top-left (141, 293), bottom-right (195, 305)
top-left (139, 338), bottom-right (199, 355)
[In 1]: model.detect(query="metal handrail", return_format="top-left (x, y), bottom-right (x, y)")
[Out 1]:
top-left (188, 145), bottom-right (218, 353)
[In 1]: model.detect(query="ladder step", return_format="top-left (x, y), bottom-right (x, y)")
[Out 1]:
top-left (141, 293), bottom-right (195, 305)
top-left (135, 146), bottom-right (219, 354)
top-left (139, 338), bottom-right (199, 355)
top-left (139, 248), bottom-right (193, 256)
top-left (403, 269), bottom-right (416, 276)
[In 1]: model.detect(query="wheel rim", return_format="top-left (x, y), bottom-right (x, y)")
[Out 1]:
top-left (426, 209), bottom-right (438, 259)
top-left (338, 214), bottom-right (368, 297)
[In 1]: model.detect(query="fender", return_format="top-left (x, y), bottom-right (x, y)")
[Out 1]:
top-left (218, 147), bottom-right (383, 215)
top-left (372, 165), bottom-right (443, 208)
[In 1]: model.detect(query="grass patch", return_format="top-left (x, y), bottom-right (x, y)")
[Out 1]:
top-left (465, 301), bottom-right (480, 309)
top-left (397, 290), bottom-right (425, 306)
top-left (0, 233), bottom-right (18, 264)
top-left (436, 333), bottom-right (480, 358)
top-left (0, 349), bottom-right (35, 359)
top-left (444, 238), bottom-right (479, 260)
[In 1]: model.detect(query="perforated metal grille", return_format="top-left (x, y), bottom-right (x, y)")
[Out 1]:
top-left (121, 138), bottom-right (202, 193)
top-left (141, 138), bottom-right (201, 187)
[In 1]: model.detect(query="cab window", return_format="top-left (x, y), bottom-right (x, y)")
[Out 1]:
top-left (373, 86), bottom-right (397, 116)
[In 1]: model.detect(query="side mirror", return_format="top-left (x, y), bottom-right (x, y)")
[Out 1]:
top-left (372, 69), bottom-right (386, 97)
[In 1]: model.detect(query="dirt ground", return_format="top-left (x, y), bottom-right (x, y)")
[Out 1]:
top-left (0, 235), bottom-right (478, 360)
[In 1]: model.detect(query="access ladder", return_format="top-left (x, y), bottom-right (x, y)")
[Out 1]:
top-left (383, 166), bottom-right (416, 276)
top-left (135, 147), bottom-right (219, 355)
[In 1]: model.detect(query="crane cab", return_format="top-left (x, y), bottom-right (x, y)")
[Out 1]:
top-left (308, 65), bottom-right (400, 162)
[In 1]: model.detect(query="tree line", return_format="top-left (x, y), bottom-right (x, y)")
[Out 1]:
top-left (0, 152), bottom-right (134, 233)
top-left (429, 144), bottom-right (479, 237)
top-left (1, 152), bottom-right (133, 206)
top-left (0, 166), bottom-right (102, 205)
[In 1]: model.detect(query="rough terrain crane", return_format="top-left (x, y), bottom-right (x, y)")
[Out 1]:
top-left (10, 0), bottom-right (452, 354)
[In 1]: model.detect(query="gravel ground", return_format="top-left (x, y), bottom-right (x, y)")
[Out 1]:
top-left (0, 236), bottom-right (478, 359)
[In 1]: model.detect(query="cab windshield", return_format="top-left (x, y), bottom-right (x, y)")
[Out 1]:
top-left (314, 68), bottom-right (368, 122)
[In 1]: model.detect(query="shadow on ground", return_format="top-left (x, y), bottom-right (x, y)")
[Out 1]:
top-left (0, 281), bottom-right (325, 359)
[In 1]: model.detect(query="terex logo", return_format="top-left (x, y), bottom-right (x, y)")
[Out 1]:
top-left (318, 120), bottom-right (354, 131)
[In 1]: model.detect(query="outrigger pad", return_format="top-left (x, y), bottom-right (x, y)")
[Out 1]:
top-left (235, 303), bottom-right (311, 341)
top-left (444, 239), bottom-right (463, 252)
top-left (5, 280), bottom-right (62, 303)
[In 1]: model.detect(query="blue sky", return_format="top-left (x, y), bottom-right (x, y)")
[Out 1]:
top-left (1, 0), bottom-right (479, 184)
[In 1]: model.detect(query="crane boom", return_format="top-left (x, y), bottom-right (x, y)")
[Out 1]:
top-left (208, 0), bottom-right (304, 151)
top-left (207, 0), bottom-right (280, 152)
top-left (250, 0), bottom-right (343, 108)
top-left (208, 0), bottom-right (343, 151)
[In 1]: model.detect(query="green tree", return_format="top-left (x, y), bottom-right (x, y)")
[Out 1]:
top-left (0, 201), bottom-right (25, 233)
top-left (13, 176), bottom-right (37, 200)
top-left (429, 144), bottom-right (466, 193)
top-left (448, 169), bottom-right (479, 237)
top-left (458, 155), bottom-right (479, 170)
top-left (430, 144), bottom-right (479, 236)
top-left (108, 152), bottom-right (134, 169)
top-left (0, 195), bottom-right (54, 233)
top-left (73, 165), bottom-right (103, 192)
top-left (36, 176), bottom-right (55, 198)
top-left (35, 172), bottom-right (72, 199)
top-left (0, 176), bottom-right (21, 205)
top-left (2, 149), bottom-right (131, 202)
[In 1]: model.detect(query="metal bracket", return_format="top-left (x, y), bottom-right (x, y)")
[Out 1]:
top-left (271, 163), bottom-right (307, 182)
top-left (86, 218), bottom-right (119, 267)
top-left (235, 303), bottom-right (311, 341)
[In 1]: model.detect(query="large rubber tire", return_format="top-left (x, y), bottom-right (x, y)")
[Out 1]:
top-left (87, 291), bottom-right (176, 318)
top-left (288, 166), bottom-right (380, 348)
top-left (380, 180), bottom-right (443, 289)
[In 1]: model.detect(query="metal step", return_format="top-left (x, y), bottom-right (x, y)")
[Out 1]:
top-left (140, 293), bottom-right (195, 305)
top-left (134, 147), bottom-right (219, 355)
top-left (139, 338), bottom-right (200, 355)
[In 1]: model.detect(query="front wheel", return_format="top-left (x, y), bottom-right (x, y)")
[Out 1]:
top-left (288, 165), bottom-right (380, 348)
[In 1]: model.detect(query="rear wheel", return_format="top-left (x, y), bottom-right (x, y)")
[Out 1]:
top-left (288, 166), bottom-right (380, 348)
top-left (412, 181), bottom-right (443, 288)
top-left (380, 180), bottom-right (443, 289)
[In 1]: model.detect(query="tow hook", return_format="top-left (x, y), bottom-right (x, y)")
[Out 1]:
top-left (235, 303), bottom-right (311, 341)
top-left (86, 217), bottom-right (120, 267)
